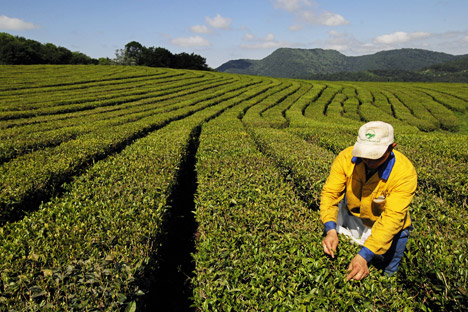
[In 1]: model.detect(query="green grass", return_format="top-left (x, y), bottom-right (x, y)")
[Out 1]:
top-left (1, 65), bottom-right (467, 311)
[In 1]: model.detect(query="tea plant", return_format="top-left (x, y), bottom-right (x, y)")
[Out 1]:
top-left (0, 65), bottom-right (467, 310)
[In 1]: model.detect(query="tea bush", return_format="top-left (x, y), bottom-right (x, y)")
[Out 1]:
top-left (1, 65), bottom-right (467, 310)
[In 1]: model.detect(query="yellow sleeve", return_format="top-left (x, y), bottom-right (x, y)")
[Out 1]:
top-left (319, 149), bottom-right (348, 225)
top-left (364, 165), bottom-right (417, 255)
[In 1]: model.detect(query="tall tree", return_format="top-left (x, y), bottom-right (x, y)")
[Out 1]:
top-left (124, 41), bottom-right (145, 65)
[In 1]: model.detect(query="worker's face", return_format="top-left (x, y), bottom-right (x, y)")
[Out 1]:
top-left (361, 143), bottom-right (396, 169)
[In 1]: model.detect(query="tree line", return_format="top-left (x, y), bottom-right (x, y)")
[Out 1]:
top-left (309, 68), bottom-right (468, 83)
top-left (0, 32), bottom-right (98, 65)
top-left (0, 33), bottom-right (210, 70)
top-left (114, 41), bottom-right (210, 70)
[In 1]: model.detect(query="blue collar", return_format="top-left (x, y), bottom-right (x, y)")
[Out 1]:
top-left (352, 151), bottom-right (395, 180)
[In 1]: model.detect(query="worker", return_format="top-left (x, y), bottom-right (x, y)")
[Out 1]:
top-left (320, 121), bottom-right (417, 281)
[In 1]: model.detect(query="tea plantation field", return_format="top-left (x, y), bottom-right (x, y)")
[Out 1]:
top-left (1, 65), bottom-right (467, 311)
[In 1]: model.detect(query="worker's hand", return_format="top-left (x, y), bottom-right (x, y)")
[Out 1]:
top-left (346, 254), bottom-right (369, 281)
top-left (322, 229), bottom-right (339, 258)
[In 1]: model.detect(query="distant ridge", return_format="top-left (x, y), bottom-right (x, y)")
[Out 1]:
top-left (216, 48), bottom-right (468, 81)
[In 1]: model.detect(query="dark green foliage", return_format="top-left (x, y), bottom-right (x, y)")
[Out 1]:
top-left (216, 59), bottom-right (254, 72)
top-left (142, 46), bottom-right (173, 68)
top-left (349, 49), bottom-right (457, 72)
top-left (116, 41), bottom-right (210, 71)
top-left (425, 55), bottom-right (468, 73)
top-left (217, 48), bottom-right (349, 78)
top-left (1, 65), bottom-right (467, 310)
top-left (0, 32), bottom-right (98, 65)
top-left (217, 47), bottom-right (468, 82)
top-left (310, 70), bottom-right (428, 82)
top-left (311, 68), bottom-right (468, 83)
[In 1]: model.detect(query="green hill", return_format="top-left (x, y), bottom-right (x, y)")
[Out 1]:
top-left (310, 55), bottom-right (468, 82)
top-left (425, 55), bottom-right (468, 72)
top-left (217, 48), bottom-right (462, 80)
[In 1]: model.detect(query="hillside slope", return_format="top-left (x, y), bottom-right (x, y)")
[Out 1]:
top-left (217, 48), bottom-right (459, 79)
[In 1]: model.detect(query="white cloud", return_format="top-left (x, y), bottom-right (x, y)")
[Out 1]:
top-left (265, 33), bottom-right (275, 41)
top-left (289, 24), bottom-right (303, 31)
top-left (171, 36), bottom-right (211, 47)
top-left (274, 0), bottom-right (312, 12)
top-left (191, 25), bottom-right (210, 34)
top-left (244, 33), bottom-right (255, 41)
top-left (300, 10), bottom-right (349, 26)
top-left (323, 30), bottom-right (354, 52)
top-left (300, 11), bottom-right (315, 23)
top-left (0, 15), bottom-right (39, 30)
top-left (274, 0), bottom-right (348, 27)
top-left (319, 30), bottom-right (379, 55)
top-left (206, 14), bottom-right (232, 29)
top-left (243, 33), bottom-right (275, 42)
top-left (316, 11), bottom-right (349, 26)
top-left (240, 41), bottom-right (290, 49)
top-left (410, 31), bottom-right (468, 55)
top-left (240, 32), bottom-right (289, 49)
top-left (326, 44), bottom-right (349, 51)
top-left (313, 30), bottom-right (468, 57)
top-left (374, 31), bottom-right (431, 44)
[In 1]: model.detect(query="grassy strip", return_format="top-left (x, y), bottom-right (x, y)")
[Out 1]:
top-left (193, 83), bottom-right (413, 311)
top-left (251, 81), bottom-right (467, 310)
top-left (261, 81), bottom-right (313, 128)
top-left (0, 68), bottom-right (173, 98)
top-left (383, 89), bottom-right (441, 132)
top-left (0, 79), bottom-right (262, 224)
top-left (0, 76), bottom-right (280, 310)
top-left (414, 85), bottom-right (468, 111)
top-left (284, 90), bottom-right (468, 309)
top-left (0, 75), bottom-right (234, 134)
top-left (294, 102), bottom-right (468, 208)
top-left (0, 65), bottom-right (164, 91)
top-left (0, 75), bottom-right (235, 129)
top-left (396, 136), bottom-right (468, 206)
top-left (0, 71), bottom-right (191, 109)
top-left (392, 88), bottom-right (460, 131)
top-left (0, 77), bottom-right (239, 163)
top-left (324, 92), bottom-right (348, 118)
top-left (303, 84), bottom-right (341, 120)
top-left (0, 72), bottom-right (220, 121)
top-left (341, 87), bottom-right (361, 121)
top-left (380, 90), bottom-right (422, 127)
top-left (290, 92), bottom-right (468, 206)
top-left (243, 86), bottom-right (336, 209)
top-left (193, 85), bottom-right (323, 311)
top-left (360, 86), bottom-right (397, 119)
top-left (398, 192), bottom-right (468, 310)
top-left (235, 81), bottom-right (298, 129)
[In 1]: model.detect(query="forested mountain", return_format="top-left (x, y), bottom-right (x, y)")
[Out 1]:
top-left (424, 55), bottom-right (468, 73)
top-left (310, 55), bottom-right (468, 82)
top-left (217, 48), bottom-right (468, 82)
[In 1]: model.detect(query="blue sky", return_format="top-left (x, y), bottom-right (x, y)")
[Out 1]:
top-left (1, 0), bottom-right (468, 68)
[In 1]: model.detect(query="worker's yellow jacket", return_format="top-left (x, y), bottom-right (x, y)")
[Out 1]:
top-left (320, 146), bottom-right (417, 257)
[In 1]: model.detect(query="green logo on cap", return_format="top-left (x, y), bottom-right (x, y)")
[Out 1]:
top-left (365, 132), bottom-right (375, 139)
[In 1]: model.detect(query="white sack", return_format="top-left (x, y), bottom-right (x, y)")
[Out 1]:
top-left (336, 199), bottom-right (372, 246)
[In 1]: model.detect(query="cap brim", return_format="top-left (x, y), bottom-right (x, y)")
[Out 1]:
top-left (352, 142), bottom-right (388, 160)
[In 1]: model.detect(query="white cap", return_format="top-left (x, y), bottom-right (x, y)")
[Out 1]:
top-left (352, 121), bottom-right (394, 159)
